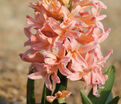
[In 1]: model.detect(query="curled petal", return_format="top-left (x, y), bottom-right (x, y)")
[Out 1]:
top-left (77, 34), bottom-right (94, 44)
top-left (97, 49), bottom-right (113, 67)
top-left (45, 75), bottom-right (52, 91)
top-left (46, 90), bottom-right (71, 103)
top-left (55, 90), bottom-right (71, 98)
top-left (71, 58), bottom-right (83, 72)
top-left (19, 49), bottom-right (44, 63)
top-left (91, 69), bottom-right (107, 85)
top-left (30, 32), bottom-right (51, 50)
top-left (83, 72), bottom-right (91, 87)
top-left (96, 15), bottom-right (107, 21)
top-left (95, 0), bottom-right (107, 9)
top-left (96, 21), bottom-right (104, 32)
top-left (85, 52), bottom-right (95, 67)
top-left (98, 28), bottom-right (111, 43)
top-left (41, 18), bottom-right (62, 37)
top-left (52, 73), bottom-right (60, 83)
top-left (46, 96), bottom-right (56, 103)
top-left (79, 41), bottom-right (97, 53)
top-left (43, 51), bottom-right (57, 65)
top-left (93, 85), bottom-right (100, 97)
top-left (28, 72), bottom-right (43, 79)
top-left (26, 15), bottom-right (36, 25)
top-left (24, 27), bottom-right (32, 38)
top-left (74, 51), bottom-right (88, 68)
top-left (67, 72), bottom-right (83, 81)
top-left (59, 56), bottom-right (73, 76)
top-left (59, 63), bottom-right (73, 76)
top-left (42, 0), bottom-right (62, 17)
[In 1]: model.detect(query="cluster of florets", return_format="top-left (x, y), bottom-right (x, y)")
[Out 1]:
top-left (20, 0), bottom-right (113, 97)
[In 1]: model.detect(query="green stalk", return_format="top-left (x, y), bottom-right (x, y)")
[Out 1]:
top-left (27, 70), bottom-right (35, 104)
top-left (53, 71), bottom-right (67, 94)
top-left (41, 84), bottom-right (52, 104)
top-left (53, 71), bottom-right (68, 104)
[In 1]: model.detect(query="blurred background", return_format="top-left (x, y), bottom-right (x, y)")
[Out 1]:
top-left (0, 0), bottom-right (121, 104)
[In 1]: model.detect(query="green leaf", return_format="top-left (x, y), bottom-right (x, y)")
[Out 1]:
top-left (108, 96), bottom-right (120, 104)
top-left (88, 66), bottom-right (115, 104)
top-left (27, 70), bottom-right (35, 104)
top-left (105, 92), bottom-right (113, 104)
top-left (41, 84), bottom-right (52, 104)
top-left (53, 71), bottom-right (68, 104)
top-left (80, 90), bottom-right (93, 104)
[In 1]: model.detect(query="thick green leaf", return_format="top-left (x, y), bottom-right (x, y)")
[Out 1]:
top-left (53, 71), bottom-right (67, 104)
top-left (108, 96), bottom-right (120, 104)
top-left (27, 70), bottom-right (35, 104)
top-left (105, 92), bottom-right (113, 104)
top-left (41, 84), bottom-right (52, 104)
top-left (88, 66), bottom-right (115, 104)
top-left (80, 90), bottom-right (93, 104)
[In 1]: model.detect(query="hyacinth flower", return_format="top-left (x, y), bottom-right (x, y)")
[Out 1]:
top-left (20, 0), bottom-right (120, 104)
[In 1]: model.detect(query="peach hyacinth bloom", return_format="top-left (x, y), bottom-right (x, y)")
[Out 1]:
top-left (46, 90), bottom-right (71, 103)
top-left (20, 0), bottom-right (113, 97)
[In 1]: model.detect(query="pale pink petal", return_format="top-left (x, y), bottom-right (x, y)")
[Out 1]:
top-left (96, 15), bottom-right (107, 21)
top-left (98, 28), bottom-right (111, 43)
top-left (19, 49), bottom-right (44, 63)
top-left (28, 72), bottom-right (43, 79)
top-left (52, 73), bottom-right (60, 83)
top-left (83, 72), bottom-right (91, 87)
top-left (46, 96), bottom-right (56, 103)
top-left (97, 49), bottom-right (113, 67)
top-left (96, 21), bottom-right (104, 32)
top-left (59, 64), bottom-right (72, 76)
top-left (79, 41), bottom-right (97, 53)
top-left (74, 52), bottom-right (88, 68)
top-left (71, 5), bottom-right (81, 16)
top-left (95, 45), bottom-right (103, 59)
top-left (54, 41), bottom-right (65, 57)
top-left (26, 15), bottom-right (36, 25)
top-left (95, 0), bottom-right (107, 9)
top-left (85, 52), bottom-right (95, 67)
top-left (29, 2), bottom-right (41, 11)
top-left (41, 18), bottom-right (62, 37)
top-left (67, 72), bottom-right (82, 81)
top-left (71, 58), bottom-right (83, 72)
top-left (43, 51), bottom-right (57, 65)
top-left (24, 27), bottom-right (32, 38)
top-left (41, 0), bottom-right (62, 18)
top-left (61, 6), bottom-right (70, 20)
top-left (45, 75), bottom-right (52, 91)
top-left (29, 32), bottom-right (50, 50)
top-left (93, 85), bottom-right (100, 97)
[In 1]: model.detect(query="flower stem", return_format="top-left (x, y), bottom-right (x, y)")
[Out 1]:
top-left (27, 70), bottom-right (35, 104)
top-left (41, 84), bottom-right (52, 104)
top-left (53, 71), bottom-right (68, 104)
